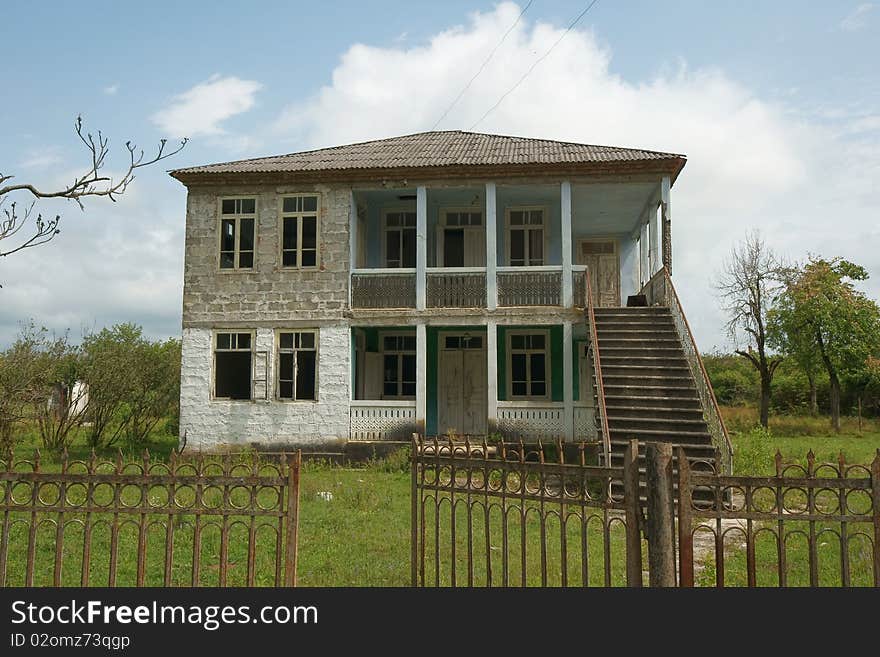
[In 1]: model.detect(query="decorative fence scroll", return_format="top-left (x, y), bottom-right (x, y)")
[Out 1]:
top-left (0, 449), bottom-right (301, 588)
top-left (678, 448), bottom-right (880, 587)
top-left (411, 435), bottom-right (644, 587)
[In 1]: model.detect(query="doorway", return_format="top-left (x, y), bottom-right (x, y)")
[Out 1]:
top-left (437, 209), bottom-right (485, 267)
top-left (577, 239), bottom-right (620, 307)
top-left (437, 332), bottom-right (487, 435)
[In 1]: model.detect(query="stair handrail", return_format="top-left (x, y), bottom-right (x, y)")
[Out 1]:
top-left (640, 267), bottom-right (733, 473)
top-left (585, 267), bottom-right (611, 465)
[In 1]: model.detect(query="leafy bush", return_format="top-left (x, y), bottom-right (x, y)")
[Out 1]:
top-left (732, 425), bottom-right (776, 476)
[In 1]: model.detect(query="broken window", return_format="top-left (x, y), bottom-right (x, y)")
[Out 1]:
top-left (382, 334), bottom-right (416, 398)
top-left (507, 208), bottom-right (545, 266)
top-left (281, 195), bottom-right (319, 268)
top-left (384, 211), bottom-right (417, 268)
top-left (509, 332), bottom-right (548, 398)
top-left (219, 198), bottom-right (256, 269)
top-left (277, 331), bottom-right (318, 401)
top-left (214, 332), bottom-right (253, 399)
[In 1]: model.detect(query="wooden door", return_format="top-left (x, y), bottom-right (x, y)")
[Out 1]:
top-left (438, 334), bottom-right (487, 435)
top-left (578, 240), bottom-right (620, 307)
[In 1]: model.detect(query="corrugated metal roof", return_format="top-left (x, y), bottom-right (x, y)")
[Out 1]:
top-left (170, 130), bottom-right (685, 177)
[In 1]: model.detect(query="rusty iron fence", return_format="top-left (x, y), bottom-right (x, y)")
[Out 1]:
top-left (0, 448), bottom-right (301, 587)
top-left (677, 448), bottom-right (880, 587)
top-left (411, 435), bottom-right (645, 587)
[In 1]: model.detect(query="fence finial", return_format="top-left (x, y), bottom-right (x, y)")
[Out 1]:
top-left (33, 449), bottom-right (41, 473)
top-left (775, 450), bottom-right (783, 477)
top-left (60, 448), bottom-right (69, 474)
top-left (807, 449), bottom-right (815, 477)
top-left (88, 449), bottom-right (97, 475)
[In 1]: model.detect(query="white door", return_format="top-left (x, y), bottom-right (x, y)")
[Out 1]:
top-left (438, 210), bottom-right (486, 267)
top-left (438, 334), bottom-right (487, 435)
top-left (577, 240), bottom-right (620, 307)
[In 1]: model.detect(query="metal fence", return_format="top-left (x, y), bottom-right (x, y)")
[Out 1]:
top-left (411, 435), bottom-right (644, 587)
top-left (0, 449), bottom-right (301, 587)
top-left (678, 448), bottom-right (880, 587)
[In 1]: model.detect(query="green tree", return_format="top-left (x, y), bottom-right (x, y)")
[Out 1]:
top-left (768, 257), bottom-right (880, 432)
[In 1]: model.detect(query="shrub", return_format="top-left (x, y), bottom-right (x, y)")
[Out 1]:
top-left (733, 425), bottom-right (775, 476)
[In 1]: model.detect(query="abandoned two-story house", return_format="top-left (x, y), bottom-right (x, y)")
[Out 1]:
top-left (171, 131), bottom-right (731, 472)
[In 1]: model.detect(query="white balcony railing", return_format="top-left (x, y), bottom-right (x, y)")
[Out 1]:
top-left (350, 269), bottom-right (416, 309)
top-left (350, 400), bottom-right (417, 441)
top-left (497, 266), bottom-right (562, 306)
top-left (496, 401), bottom-right (564, 439)
top-left (426, 267), bottom-right (486, 308)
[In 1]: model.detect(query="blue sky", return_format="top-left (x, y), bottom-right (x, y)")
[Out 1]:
top-left (1, 1), bottom-right (878, 348)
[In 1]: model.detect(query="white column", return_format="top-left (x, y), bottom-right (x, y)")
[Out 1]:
top-left (563, 321), bottom-right (574, 441)
top-left (349, 190), bottom-right (358, 308)
top-left (416, 186), bottom-right (427, 310)
top-left (639, 219), bottom-right (648, 287)
top-left (649, 203), bottom-right (659, 276)
top-left (416, 323), bottom-right (427, 435)
top-left (561, 181), bottom-right (573, 308)
top-left (661, 175), bottom-right (672, 276)
top-left (485, 182), bottom-right (497, 310)
top-left (487, 320), bottom-right (498, 434)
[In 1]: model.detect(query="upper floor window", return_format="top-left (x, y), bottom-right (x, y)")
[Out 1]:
top-left (214, 331), bottom-right (253, 399)
top-left (219, 198), bottom-right (256, 270)
top-left (506, 208), bottom-right (545, 266)
top-left (508, 331), bottom-right (549, 399)
top-left (384, 210), bottom-right (416, 268)
top-left (281, 195), bottom-right (319, 268)
top-left (277, 331), bottom-right (317, 401)
top-left (382, 334), bottom-right (416, 398)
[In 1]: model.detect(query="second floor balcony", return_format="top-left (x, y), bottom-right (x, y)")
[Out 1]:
top-left (349, 178), bottom-right (670, 311)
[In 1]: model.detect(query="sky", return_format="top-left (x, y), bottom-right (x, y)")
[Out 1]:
top-left (1, 0), bottom-right (878, 350)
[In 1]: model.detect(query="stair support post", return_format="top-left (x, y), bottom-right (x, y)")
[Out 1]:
top-left (623, 439), bottom-right (643, 587)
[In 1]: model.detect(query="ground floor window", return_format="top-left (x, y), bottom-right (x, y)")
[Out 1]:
top-left (277, 331), bottom-right (318, 401)
top-left (214, 332), bottom-right (253, 399)
top-left (508, 331), bottom-right (549, 398)
top-left (382, 334), bottom-right (416, 398)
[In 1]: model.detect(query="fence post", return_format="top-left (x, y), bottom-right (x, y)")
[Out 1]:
top-left (677, 447), bottom-right (694, 587)
top-left (623, 439), bottom-right (643, 587)
top-left (645, 442), bottom-right (676, 587)
top-left (411, 433), bottom-right (420, 587)
top-left (872, 450), bottom-right (880, 587)
top-left (284, 450), bottom-right (302, 587)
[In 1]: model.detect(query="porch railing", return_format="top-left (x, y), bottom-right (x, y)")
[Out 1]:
top-left (639, 267), bottom-right (733, 473)
top-left (350, 400), bottom-right (417, 440)
top-left (573, 403), bottom-right (598, 441)
top-left (496, 401), bottom-right (564, 439)
top-left (497, 266), bottom-right (562, 306)
top-left (427, 268), bottom-right (486, 308)
top-left (350, 269), bottom-right (416, 309)
top-left (585, 267), bottom-right (611, 464)
top-left (572, 265), bottom-right (587, 307)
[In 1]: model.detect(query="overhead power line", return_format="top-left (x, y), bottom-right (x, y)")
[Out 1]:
top-left (430, 0), bottom-right (535, 131)
top-left (469, 0), bottom-right (600, 130)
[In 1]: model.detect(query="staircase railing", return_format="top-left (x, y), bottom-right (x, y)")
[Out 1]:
top-left (585, 267), bottom-right (611, 465)
top-left (640, 267), bottom-right (733, 473)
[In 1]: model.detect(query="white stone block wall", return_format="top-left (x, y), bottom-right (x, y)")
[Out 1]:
top-left (180, 325), bottom-right (351, 449)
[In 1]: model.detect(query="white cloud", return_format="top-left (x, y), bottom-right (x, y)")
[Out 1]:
top-left (18, 147), bottom-right (63, 170)
top-left (103, 83), bottom-right (119, 95)
top-left (273, 1), bottom-right (880, 349)
top-left (840, 3), bottom-right (874, 31)
top-left (151, 74), bottom-right (263, 138)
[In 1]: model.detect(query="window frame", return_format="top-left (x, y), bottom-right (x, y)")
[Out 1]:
top-left (379, 331), bottom-right (417, 400)
top-left (506, 329), bottom-right (551, 400)
top-left (504, 205), bottom-right (549, 267)
top-left (436, 206), bottom-right (486, 267)
top-left (275, 329), bottom-right (319, 402)
top-left (217, 197), bottom-right (258, 272)
top-left (278, 194), bottom-right (321, 270)
top-left (381, 207), bottom-right (418, 269)
top-left (212, 330), bottom-right (256, 401)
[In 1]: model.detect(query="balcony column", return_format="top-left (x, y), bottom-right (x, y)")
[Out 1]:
top-left (416, 323), bottom-right (427, 435)
top-left (485, 182), bottom-right (497, 310)
top-left (639, 218), bottom-right (649, 287)
top-left (649, 201), bottom-right (659, 276)
top-left (416, 186), bottom-right (427, 310)
top-left (561, 181), bottom-right (573, 308)
top-left (487, 320), bottom-right (498, 434)
top-left (661, 175), bottom-right (672, 276)
top-left (349, 190), bottom-right (358, 309)
top-left (563, 320), bottom-right (574, 441)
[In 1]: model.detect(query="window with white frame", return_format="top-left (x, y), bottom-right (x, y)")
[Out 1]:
top-left (508, 332), bottom-right (549, 398)
top-left (507, 208), bottom-right (545, 266)
top-left (384, 211), bottom-right (417, 268)
top-left (382, 334), bottom-right (416, 398)
top-left (214, 332), bottom-right (253, 399)
top-left (277, 331), bottom-right (318, 401)
top-left (281, 195), bottom-right (319, 268)
top-left (219, 198), bottom-right (256, 269)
